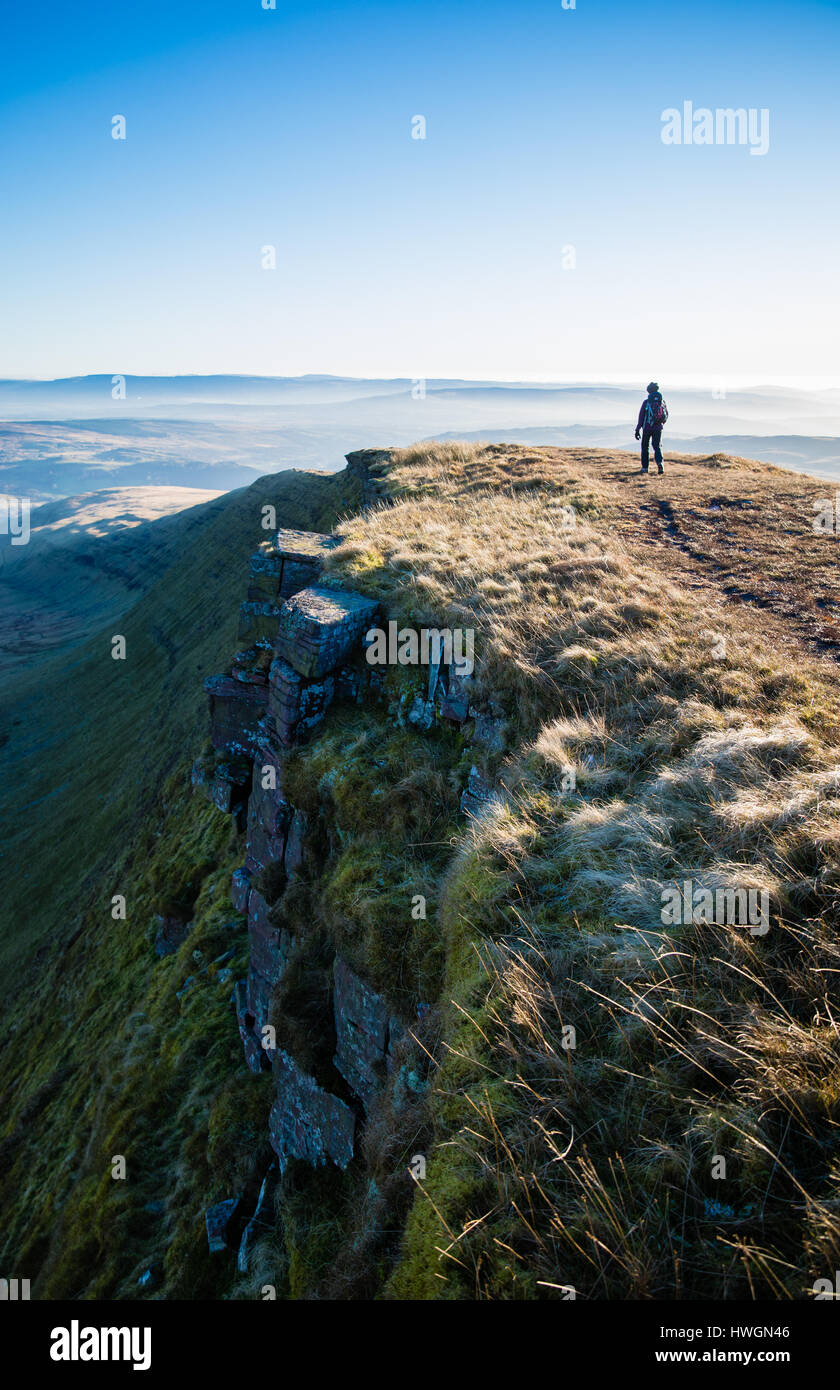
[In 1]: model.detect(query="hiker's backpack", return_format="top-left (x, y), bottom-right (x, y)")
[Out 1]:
top-left (644, 392), bottom-right (668, 429)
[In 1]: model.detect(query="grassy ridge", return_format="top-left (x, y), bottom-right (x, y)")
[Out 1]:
top-left (321, 444), bottom-right (840, 1298)
top-left (5, 441), bottom-right (840, 1301)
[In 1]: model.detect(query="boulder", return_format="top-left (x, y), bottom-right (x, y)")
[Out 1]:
top-left (205, 1198), bottom-right (240, 1254)
top-left (273, 528), bottom-right (337, 563)
top-left (237, 600), bottom-right (283, 648)
top-left (333, 956), bottom-right (391, 1108)
top-left (246, 551), bottom-right (284, 603)
top-left (266, 658), bottom-right (335, 746)
top-left (154, 914), bottom-right (190, 957)
top-left (269, 1050), bottom-right (355, 1173)
top-left (205, 674), bottom-right (268, 757)
top-left (247, 530), bottom-right (339, 610)
top-left (274, 586), bottom-right (379, 681)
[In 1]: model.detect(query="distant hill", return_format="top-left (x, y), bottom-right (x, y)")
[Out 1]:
top-left (0, 419), bottom-right (317, 501)
top-left (0, 485), bottom-right (225, 674)
top-left (3, 377), bottom-right (840, 500)
top-left (5, 485), bottom-right (222, 557)
top-left (2, 374), bottom-right (839, 429)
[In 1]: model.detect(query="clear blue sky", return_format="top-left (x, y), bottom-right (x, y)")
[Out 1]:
top-left (1, 0), bottom-right (837, 383)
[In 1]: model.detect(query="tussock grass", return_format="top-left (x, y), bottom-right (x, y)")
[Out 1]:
top-left (326, 442), bottom-right (840, 1299)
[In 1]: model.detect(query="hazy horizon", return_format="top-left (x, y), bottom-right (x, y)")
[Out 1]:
top-left (3, 372), bottom-right (840, 390)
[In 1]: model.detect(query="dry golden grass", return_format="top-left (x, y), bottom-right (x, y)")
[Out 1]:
top-left (326, 442), bottom-right (840, 1300)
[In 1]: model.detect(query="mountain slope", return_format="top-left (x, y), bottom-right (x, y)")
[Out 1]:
top-left (0, 467), bottom-right (360, 977)
top-left (0, 464), bottom-right (361, 1299)
top-left (4, 443), bottom-right (840, 1303)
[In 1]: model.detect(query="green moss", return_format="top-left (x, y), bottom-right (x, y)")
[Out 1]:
top-left (0, 769), bottom-right (256, 1300)
top-left (207, 1075), bottom-right (274, 1191)
top-left (0, 465), bottom-right (363, 1301)
top-left (278, 1162), bottom-right (349, 1298)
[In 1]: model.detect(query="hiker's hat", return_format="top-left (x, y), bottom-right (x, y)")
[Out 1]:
top-left (647, 381), bottom-right (659, 393)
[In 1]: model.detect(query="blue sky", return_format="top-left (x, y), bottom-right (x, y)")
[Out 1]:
top-left (1, 0), bottom-right (838, 383)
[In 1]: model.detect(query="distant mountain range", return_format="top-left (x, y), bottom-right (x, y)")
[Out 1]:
top-left (2, 375), bottom-right (839, 497)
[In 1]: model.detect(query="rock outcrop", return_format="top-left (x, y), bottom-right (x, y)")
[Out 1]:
top-left (204, 675), bottom-right (268, 758)
top-left (200, 461), bottom-right (502, 1187)
top-left (202, 521), bottom-right (393, 1172)
top-left (205, 1198), bottom-right (240, 1255)
top-left (333, 955), bottom-right (399, 1110)
top-left (269, 1050), bottom-right (356, 1173)
top-left (344, 448), bottom-right (392, 509)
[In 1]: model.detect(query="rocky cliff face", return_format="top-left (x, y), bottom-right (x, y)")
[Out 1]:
top-left (191, 452), bottom-right (508, 1282)
top-left (206, 524), bottom-right (382, 1123)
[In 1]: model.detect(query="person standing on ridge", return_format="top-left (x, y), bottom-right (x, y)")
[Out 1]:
top-left (635, 381), bottom-right (668, 474)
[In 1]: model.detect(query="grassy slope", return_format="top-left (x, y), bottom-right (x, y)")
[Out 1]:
top-left (5, 441), bottom-right (840, 1302)
top-left (0, 469), bottom-right (356, 979)
top-left (320, 444), bottom-right (840, 1299)
top-left (0, 467), bottom-right (360, 1298)
top-left (0, 489), bottom-right (229, 676)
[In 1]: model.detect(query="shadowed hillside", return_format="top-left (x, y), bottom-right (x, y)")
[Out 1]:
top-left (0, 486), bottom-right (224, 673)
top-left (0, 468), bottom-right (360, 976)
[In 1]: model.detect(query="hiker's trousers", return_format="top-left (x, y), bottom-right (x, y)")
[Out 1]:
top-left (641, 426), bottom-right (663, 470)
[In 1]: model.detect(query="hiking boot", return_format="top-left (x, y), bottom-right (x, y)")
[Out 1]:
top-left (657, 462), bottom-right (665, 474)
top-left (640, 466), bottom-right (649, 474)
